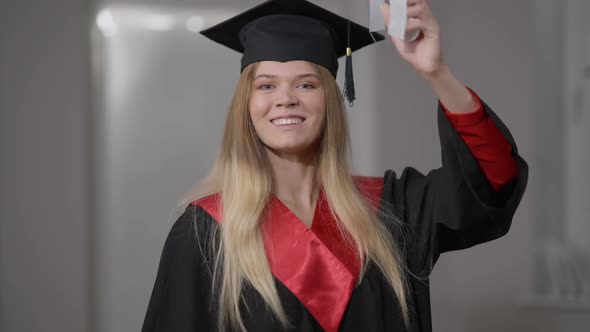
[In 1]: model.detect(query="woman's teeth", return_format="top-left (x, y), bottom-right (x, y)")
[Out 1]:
top-left (271, 118), bottom-right (304, 126)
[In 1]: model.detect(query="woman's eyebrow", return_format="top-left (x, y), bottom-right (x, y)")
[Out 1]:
top-left (253, 73), bottom-right (320, 80)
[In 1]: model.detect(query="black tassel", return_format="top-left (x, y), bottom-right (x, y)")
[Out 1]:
top-left (344, 47), bottom-right (355, 106)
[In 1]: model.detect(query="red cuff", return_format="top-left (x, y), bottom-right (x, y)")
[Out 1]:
top-left (442, 88), bottom-right (518, 192)
top-left (441, 87), bottom-right (486, 128)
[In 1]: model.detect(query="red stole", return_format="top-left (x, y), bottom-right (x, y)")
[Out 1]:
top-left (192, 176), bottom-right (384, 332)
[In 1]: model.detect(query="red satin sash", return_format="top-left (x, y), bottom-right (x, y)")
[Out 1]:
top-left (193, 176), bottom-right (384, 332)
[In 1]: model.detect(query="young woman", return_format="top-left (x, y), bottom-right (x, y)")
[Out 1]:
top-left (142, 0), bottom-right (528, 331)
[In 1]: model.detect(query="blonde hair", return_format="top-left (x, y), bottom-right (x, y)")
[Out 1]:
top-left (178, 62), bottom-right (410, 331)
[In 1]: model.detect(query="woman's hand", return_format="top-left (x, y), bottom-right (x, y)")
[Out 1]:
top-left (380, 0), bottom-right (444, 79)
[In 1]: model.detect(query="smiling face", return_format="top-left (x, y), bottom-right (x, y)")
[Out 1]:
top-left (249, 60), bottom-right (326, 157)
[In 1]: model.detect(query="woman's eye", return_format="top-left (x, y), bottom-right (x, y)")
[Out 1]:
top-left (257, 83), bottom-right (315, 90)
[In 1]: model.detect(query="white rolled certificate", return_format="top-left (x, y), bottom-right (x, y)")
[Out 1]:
top-left (370, 0), bottom-right (419, 41)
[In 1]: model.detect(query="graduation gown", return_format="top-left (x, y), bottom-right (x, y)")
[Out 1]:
top-left (141, 97), bottom-right (528, 332)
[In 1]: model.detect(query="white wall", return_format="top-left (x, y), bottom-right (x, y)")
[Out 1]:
top-left (1, 1), bottom-right (91, 331)
top-left (91, 4), bottom-right (250, 331)
top-left (564, 0), bottom-right (590, 253)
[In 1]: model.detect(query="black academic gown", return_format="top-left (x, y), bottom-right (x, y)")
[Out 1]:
top-left (141, 99), bottom-right (528, 332)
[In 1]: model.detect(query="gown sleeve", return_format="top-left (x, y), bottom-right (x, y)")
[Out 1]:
top-left (381, 95), bottom-right (529, 275)
top-left (142, 205), bottom-right (215, 332)
top-left (441, 87), bottom-right (519, 191)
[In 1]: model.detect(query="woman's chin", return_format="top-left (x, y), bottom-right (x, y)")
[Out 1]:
top-left (265, 142), bottom-right (317, 157)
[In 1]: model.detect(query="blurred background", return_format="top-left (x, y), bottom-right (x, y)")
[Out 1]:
top-left (1, 0), bottom-right (590, 331)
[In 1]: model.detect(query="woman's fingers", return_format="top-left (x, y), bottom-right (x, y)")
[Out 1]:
top-left (406, 17), bottom-right (431, 36)
top-left (408, 1), bottom-right (435, 21)
top-left (380, 0), bottom-right (437, 39)
top-left (381, 1), bottom-right (431, 24)
top-left (406, 3), bottom-right (423, 19)
top-left (408, 2), bottom-right (438, 36)
top-left (405, 17), bottom-right (421, 31)
top-left (380, 3), bottom-right (390, 25)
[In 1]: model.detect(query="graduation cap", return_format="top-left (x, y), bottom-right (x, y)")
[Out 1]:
top-left (199, 0), bottom-right (385, 106)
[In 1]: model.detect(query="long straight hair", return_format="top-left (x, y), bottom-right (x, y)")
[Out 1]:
top-left (178, 62), bottom-right (410, 331)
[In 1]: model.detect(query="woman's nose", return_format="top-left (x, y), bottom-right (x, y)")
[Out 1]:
top-left (275, 88), bottom-right (299, 107)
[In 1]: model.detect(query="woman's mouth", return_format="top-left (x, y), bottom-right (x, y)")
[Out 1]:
top-left (270, 117), bottom-right (305, 129)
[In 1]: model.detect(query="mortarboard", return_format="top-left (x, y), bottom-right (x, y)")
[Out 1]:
top-left (199, 0), bottom-right (385, 106)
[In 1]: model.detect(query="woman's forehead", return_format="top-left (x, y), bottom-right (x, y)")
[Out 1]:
top-left (254, 60), bottom-right (317, 77)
